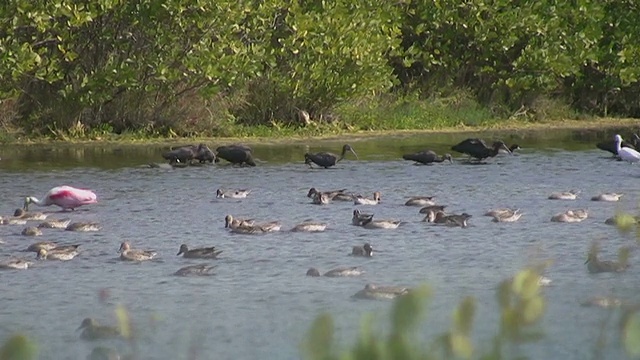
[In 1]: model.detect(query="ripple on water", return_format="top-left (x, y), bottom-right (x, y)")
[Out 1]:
top-left (0, 146), bottom-right (638, 359)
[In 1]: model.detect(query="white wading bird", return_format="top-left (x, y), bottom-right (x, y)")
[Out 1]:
top-left (615, 134), bottom-right (640, 164)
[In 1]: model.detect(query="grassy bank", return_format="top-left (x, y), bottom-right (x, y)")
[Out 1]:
top-left (2, 117), bottom-right (638, 147)
top-left (2, 89), bottom-right (638, 146)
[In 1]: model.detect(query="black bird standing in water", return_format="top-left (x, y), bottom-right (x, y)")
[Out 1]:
top-left (402, 150), bottom-right (453, 165)
top-left (304, 144), bottom-right (358, 168)
top-left (162, 144), bottom-right (216, 165)
top-left (216, 144), bottom-right (256, 166)
top-left (451, 138), bottom-right (511, 162)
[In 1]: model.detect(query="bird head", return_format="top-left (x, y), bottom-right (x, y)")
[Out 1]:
top-left (343, 144), bottom-right (359, 159)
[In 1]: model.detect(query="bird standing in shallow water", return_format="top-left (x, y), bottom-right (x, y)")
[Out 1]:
top-left (402, 150), bottom-right (452, 165)
top-left (614, 134), bottom-right (640, 164)
top-left (24, 186), bottom-right (97, 211)
top-left (451, 138), bottom-right (511, 162)
top-left (216, 144), bottom-right (256, 166)
top-left (597, 134), bottom-right (639, 156)
top-left (304, 144), bottom-right (358, 168)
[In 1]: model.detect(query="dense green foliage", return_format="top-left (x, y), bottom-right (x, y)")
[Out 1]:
top-left (1, 0), bottom-right (639, 139)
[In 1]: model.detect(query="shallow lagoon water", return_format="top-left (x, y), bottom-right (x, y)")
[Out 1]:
top-left (0, 129), bottom-right (639, 359)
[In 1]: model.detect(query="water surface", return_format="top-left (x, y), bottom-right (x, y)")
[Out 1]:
top-left (0, 128), bottom-right (638, 359)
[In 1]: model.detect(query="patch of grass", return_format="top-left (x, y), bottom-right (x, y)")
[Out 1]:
top-left (334, 90), bottom-right (497, 131)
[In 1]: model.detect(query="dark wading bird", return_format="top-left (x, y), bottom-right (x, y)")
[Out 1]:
top-left (162, 144), bottom-right (216, 165)
top-left (216, 144), bottom-right (256, 166)
top-left (402, 150), bottom-right (453, 165)
top-left (304, 144), bottom-right (358, 168)
top-left (451, 138), bottom-right (511, 162)
top-left (596, 134), bottom-right (639, 156)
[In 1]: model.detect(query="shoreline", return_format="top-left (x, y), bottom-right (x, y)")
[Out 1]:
top-left (4, 118), bottom-right (638, 147)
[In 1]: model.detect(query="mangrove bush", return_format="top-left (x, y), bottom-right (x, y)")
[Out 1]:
top-left (1, 0), bottom-right (640, 138)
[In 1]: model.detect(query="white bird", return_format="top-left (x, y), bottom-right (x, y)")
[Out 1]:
top-left (615, 134), bottom-right (640, 164)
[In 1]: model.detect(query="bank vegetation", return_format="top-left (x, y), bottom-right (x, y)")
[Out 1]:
top-left (1, 1), bottom-right (639, 142)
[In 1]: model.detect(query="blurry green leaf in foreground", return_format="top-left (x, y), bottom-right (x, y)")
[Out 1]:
top-left (453, 296), bottom-right (476, 335)
top-left (391, 285), bottom-right (430, 334)
top-left (522, 296), bottom-right (545, 324)
top-left (115, 304), bottom-right (131, 339)
top-left (0, 334), bottom-right (37, 360)
top-left (511, 269), bottom-right (540, 300)
top-left (614, 213), bottom-right (637, 233)
top-left (624, 312), bottom-right (640, 356)
top-left (304, 313), bottom-right (334, 360)
top-left (450, 333), bottom-right (473, 359)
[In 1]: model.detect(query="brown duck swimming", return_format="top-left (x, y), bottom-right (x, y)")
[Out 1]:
top-left (307, 188), bottom-right (351, 201)
top-left (352, 284), bottom-right (411, 300)
top-left (351, 243), bottom-right (373, 257)
top-left (174, 264), bottom-right (216, 276)
top-left (585, 248), bottom-right (629, 274)
top-left (77, 318), bottom-right (121, 340)
top-left (176, 244), bottom-right (222, 259)
top-left (306, 266), bottom-right (364, 277)
top-left (118, 242), bottom-right (157, 261)
top-left (405, 196), bottom-right (436, 207)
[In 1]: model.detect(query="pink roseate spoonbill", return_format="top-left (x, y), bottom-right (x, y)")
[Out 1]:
top-left (614, 134), bottom-right (640, 164)
top-left (24, 186), bottom-right (97, 211)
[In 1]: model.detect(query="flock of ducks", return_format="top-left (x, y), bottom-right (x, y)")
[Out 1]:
top-left (1, 132), bottom-right (637, 351)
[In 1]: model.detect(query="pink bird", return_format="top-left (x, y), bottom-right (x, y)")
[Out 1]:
top-left (24, 186), bottom-right (98, 211)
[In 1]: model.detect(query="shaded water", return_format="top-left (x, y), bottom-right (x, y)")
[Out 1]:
top-left (0, 128), bottom-right (639, 359)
